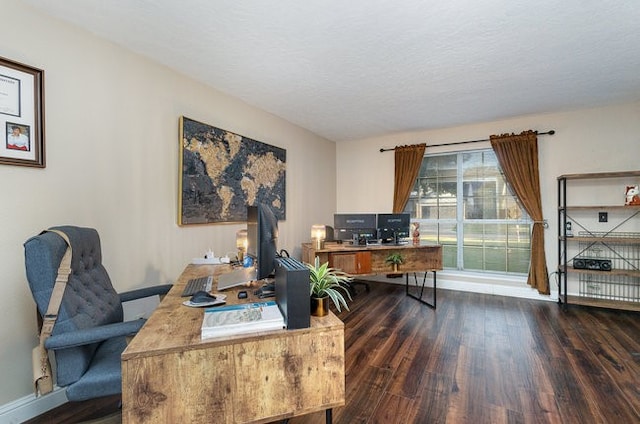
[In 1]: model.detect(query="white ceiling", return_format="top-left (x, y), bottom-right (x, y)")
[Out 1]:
top-left (25, 0), bottom-right (640, 142)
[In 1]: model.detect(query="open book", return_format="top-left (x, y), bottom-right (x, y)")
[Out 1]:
top-left (201, 301), bottom-right (285, 340)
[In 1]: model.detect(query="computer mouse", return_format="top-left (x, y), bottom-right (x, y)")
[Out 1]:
top-left (190, 291), bottom-right (216, 304)
top-left (237, 290), bottom-right (248, 299)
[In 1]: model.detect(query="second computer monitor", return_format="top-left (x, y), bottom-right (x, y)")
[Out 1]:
top-left (377, 213), bottom-right (410, 244)
top-left (333, 213), bottom-right (377, 243)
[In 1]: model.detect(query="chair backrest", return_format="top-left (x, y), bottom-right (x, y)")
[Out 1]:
top-left (24, 225), bottom-right (123, 386)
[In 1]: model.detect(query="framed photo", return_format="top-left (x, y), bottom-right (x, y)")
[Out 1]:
top-left (0, 56), bottom-right (45, 167)
top-left (179, 116), bottom-right (286, 225)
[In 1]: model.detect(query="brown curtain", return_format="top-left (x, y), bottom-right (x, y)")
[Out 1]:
top-left (490, 130), bottom-right (549, 294)
top-left (393, 143), bottom-right (426, 213)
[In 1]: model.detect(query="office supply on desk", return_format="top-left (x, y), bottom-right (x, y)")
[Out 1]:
top-left (254, 281), bottom-right (275, 298)
top-left (181, 275), bottom-right (213, 297)
top-left (192, 256), bottom-right (230, 265)
top-left (201, 301), bottom-right (284, 339)
top-left (217, 266), bottom-right (256, 290)
top-left (182, 292), bottom-right (227, 308)
top-left (191, 291), bottom-right (217, 303)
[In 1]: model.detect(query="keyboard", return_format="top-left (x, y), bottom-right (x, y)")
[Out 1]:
top-left (181, 275), bottom-right (213, 297)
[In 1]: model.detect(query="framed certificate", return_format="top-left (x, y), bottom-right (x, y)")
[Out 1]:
top-left (0, 56), bottom-right (45, 168)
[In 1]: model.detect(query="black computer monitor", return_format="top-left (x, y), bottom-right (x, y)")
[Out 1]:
top-left (333, 213), bottom-right (377, 244)
top-left (377, 213), bottom-right (410, 244)
top-left (246, 203), bottom-right (279, 280)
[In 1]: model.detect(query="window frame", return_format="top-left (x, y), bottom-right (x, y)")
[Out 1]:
top-left (405, 148), bottom-right (532, 275)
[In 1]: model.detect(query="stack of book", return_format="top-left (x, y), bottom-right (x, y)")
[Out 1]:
top-left (201, 301), bottom-right (285, 340)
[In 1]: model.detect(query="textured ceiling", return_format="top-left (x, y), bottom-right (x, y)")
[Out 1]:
top-left (25, 0), bottom-right (640, 142)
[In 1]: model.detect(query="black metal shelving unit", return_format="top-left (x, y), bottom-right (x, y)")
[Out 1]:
top-left (557, 170), bottom-right (640, 311)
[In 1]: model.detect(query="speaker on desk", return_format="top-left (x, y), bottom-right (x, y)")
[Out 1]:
top-left (274, 257), bottom-right (311, 329)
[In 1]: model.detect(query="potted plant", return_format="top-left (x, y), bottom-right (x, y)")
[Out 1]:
top-left (385, 252), bottom-right (405, 274)
top-left (306, 256), bottom-right (353, 317)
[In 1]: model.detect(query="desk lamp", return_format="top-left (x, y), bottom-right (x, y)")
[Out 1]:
top-left (311, 225), bottom-right (326, 250)
top-left (236, 229), bottom-right (247, 262)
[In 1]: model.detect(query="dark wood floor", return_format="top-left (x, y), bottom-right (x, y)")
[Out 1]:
top-left (28, 282), bottom-right (640, 423)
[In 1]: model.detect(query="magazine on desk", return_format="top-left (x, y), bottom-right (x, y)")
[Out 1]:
top-left (201, 301), bottom-right (285, 340)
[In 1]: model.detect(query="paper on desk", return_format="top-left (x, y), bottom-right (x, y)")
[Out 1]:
top-left (201, 301), bottom-right (284, 339)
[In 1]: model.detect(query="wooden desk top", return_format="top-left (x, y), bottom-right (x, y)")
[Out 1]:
top-left (305, 241), bottom-right (441, 253)
top-left (122, 264), bottom-right (343, 361)
top-left (302, 242), bottom-right (443, 275)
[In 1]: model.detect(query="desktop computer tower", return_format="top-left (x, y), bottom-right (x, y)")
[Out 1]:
top-left (274, 257), bottom-right (310, 329)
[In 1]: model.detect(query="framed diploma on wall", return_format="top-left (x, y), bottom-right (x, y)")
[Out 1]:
top-left (0, 56), bottom-right (45, 168)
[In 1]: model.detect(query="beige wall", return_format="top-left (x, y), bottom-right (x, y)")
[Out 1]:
top-left (0, 2), bottom-right (336, 405)
top-left (337, 101), bottom-right (640, 292)
top-left (3, 0), bottom-right (640, 413)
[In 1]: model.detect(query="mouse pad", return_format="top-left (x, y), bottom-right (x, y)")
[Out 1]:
top-left (182, 294), bottom-right (227, 308)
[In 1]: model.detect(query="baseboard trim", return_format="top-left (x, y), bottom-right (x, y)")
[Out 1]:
top-left (365, 270), bottom-right (557, 302)
top-left (0, 387), bottom-right (67, 423)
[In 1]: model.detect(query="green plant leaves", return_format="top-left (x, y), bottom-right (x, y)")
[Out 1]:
top-left (306, 256), bottom-right (353, 312)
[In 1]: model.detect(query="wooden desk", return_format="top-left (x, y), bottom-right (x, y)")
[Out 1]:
top-left (121, 264), bottom-right (345, 423)
top-left (302, 242), bottom-right (443, 308)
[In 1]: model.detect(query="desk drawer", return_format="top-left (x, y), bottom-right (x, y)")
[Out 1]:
top-left (329, 251), bottom-right (372, 274)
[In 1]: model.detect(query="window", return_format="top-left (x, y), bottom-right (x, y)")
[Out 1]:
top-left (404, 149), bottom-right (531, 274)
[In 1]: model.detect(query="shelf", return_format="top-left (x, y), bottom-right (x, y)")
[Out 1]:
top-left (560, 205), bottom-right (640, 211)
top-left (565, 295), bottom-right (640, 312)
top-left (558, 170), bottom-right (640, 310)
top-left (565, 266), bottom-right (640, 278)
top-left (558, 170), bottom-right (640, 180)
top-left (560, 236), bottom-right (640, 244)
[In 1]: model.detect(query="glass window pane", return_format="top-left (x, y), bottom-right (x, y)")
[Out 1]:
top-left (463, 223), bottom-right (483, 246)
top-left (463, 246), bottom-right (483, 271)
top-left (443, 245), bottom-right (458, 268)
top-left (483, 247), bottom-right (507, 272)
top-left (507, 248), bottom-right (530, 273)
top-left (408, 149), bottom-right (531, 276)
top-left (507, 223), bottom-right (531, 248)
top-left (438, 222), bottom-right (458, 268)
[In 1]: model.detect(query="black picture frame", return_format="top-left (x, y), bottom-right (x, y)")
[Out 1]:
top-left (0, 56), bottom-right (45, 168)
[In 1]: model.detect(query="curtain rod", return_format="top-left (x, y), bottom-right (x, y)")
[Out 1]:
top-left (379, 130), bottom-right (555, 153)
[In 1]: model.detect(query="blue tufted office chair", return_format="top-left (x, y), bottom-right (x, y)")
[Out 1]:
top-left (24, 225), bottom-right (172, 401)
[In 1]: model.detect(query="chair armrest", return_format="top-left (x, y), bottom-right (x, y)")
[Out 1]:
top-left (45, 319), bottom-right (145, 350)
top-left (119, 284), bottom-right (173, 303)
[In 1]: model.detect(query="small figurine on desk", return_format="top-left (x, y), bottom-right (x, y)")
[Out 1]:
top-left (625, 185), bottom-right (640, 206)
top-left (412, 222), bottom-right (420, 245)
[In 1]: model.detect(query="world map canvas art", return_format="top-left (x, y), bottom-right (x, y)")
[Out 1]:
top-left (179, 116), bottom-right (286, 224)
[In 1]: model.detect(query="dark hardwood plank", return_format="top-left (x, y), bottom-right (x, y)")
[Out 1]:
top-left (24, 395), bottom-right (121, 424)
top-left (30, 282), bottom-right (640, 424)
